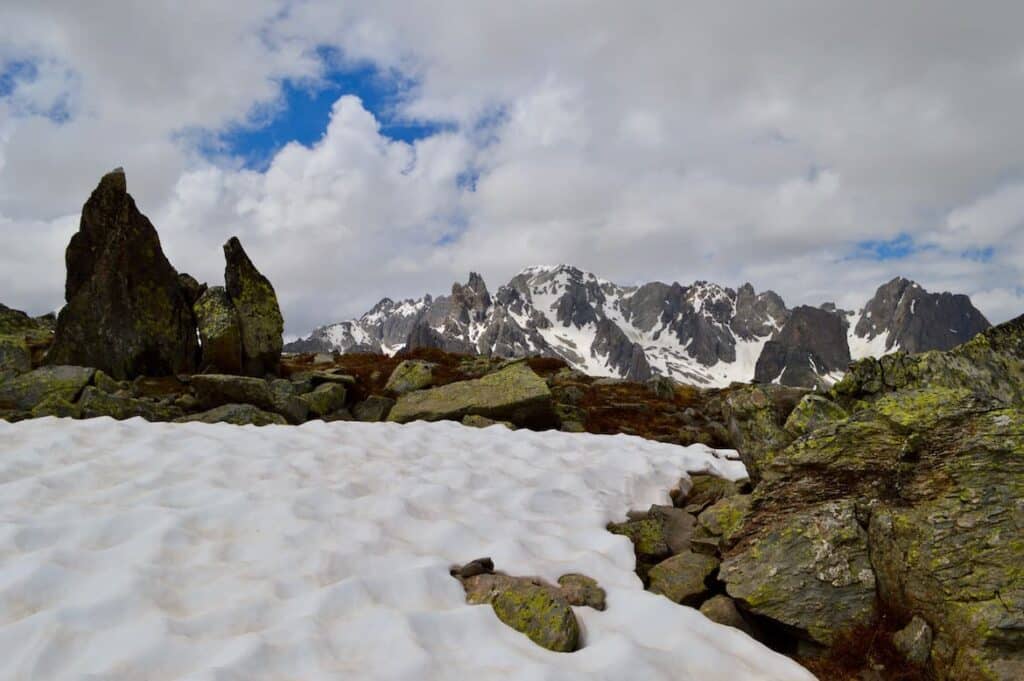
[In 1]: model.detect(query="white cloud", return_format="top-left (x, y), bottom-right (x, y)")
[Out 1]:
top-left (1, 0), bottom-right (1022, 334)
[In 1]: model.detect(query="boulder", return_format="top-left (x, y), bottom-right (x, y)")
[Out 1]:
top-left (647, 551), bottom-right (719, 605)
top-left (352, 395), bottom-right (395, 422)
top-left (1, 303), bottom-right (55, 378)
top-left (78, 386), bottom-right (183, 421)
top-left (387, 361), bottom-right (555, 428)
top-left (461, 574), bottom-right (579, 653)
top-left (194, 286), bottom-right (242, 373)
top-left (0, 336), bottom-right (31, 379)
top-left (721, 383), bottom-right (807, 482)
top-left (92, 370), bottom-right (122, 394)
top-left (783, 393), bottom-right (848, 437)
top-left (0, 365), bottom-right (95, 410)
top-left (697, 494), bottom-right (752, 546)
top-left (679, 474), bottom-right (744, 513)
top-left (384, 359), bottom-right (437, 394)
top-left (299, 383), bottom-right (347, 418)
top-left (268, 379), bottom-right (309, 424)
top-left (175, 403), bottom-right (287, 426)
top-left (46, 169), bottom-right (198, 379)
top-left (289, 370), bottom-right (356, 387)
top-left (223, 237), bottom-right (283, 377)
top-left (190, 374), bottom-right (275, 411)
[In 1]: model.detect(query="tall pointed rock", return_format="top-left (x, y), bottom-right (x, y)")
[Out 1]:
top-left (47, 168), bottom-right (198, 379)
top-left (223, 237), bottom-right (283, 376)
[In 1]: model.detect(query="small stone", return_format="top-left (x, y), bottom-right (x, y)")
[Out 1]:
top-left (452, 557), bottom-right (494, 579)
top-left (560, 420), bottom-right (586, 433)
top-left (557, 573), bottom-right (606, 611)
top-left (312, 352), bottom-right (333, 365)
top-left (892, 615), bottom-right (932, 666)
top-left (462, 414), bottom-right (513, 429)
top-left (175, 403), bottom-right (286, 426)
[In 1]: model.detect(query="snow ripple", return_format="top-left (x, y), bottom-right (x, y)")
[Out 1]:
top-left (0, 418), bottom-right (812, 681)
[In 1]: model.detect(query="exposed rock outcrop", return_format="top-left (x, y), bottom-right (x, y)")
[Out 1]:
top-left (753, 305), bottom-right (850, 388)
top-left (194, 286), bottom-right (242, 373)
top-left (46, 169), bottom-right (198, 379)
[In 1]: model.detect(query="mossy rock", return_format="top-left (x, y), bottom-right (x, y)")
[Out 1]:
top-left (490, 582), bottom-right (579, 653)
top-left (698, 494), bottom-right (752, 545)
top-left (608, 518), bottom-right (672, 561)
top-left (387, 361), bottom-right (555, 428)
top-left (299, 383), bottom-right (347, 417)
top-left (223, 237), bottom-right (283, 377)
top-left (0, 334), bottom-right (31, 376)
top-left (93, 370), bottom-right (121, 394)
top-left (79, 386), bottom-right (184, 421)
top-left (648, 551), bottom-right (719, 605)
top-left (384, 359), bottom-right (437, 394)
top-left (352, 395), bottom-right (395, 422)
top-left (175, 403), bottom-right (287, 426)
top-left (462, 414), bottom-right (513, 429)
top-left (30, 394), bottom-right (81, 419)
top-left (681, 474), bottom-right (743, 513)
top-left (721, 383), bottom-right (806, 482)
top-left (0, 365), bottom-right (95, 410)
top-left (194, 286), bottom-right (242, 373)
top-left (784, 394), bottom-right (849, 437)
top-left (557, 574), bottom-right (606, 611)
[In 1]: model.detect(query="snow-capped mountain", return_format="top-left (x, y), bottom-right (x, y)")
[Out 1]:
top-left (285, 266), bottom-right (990, 388)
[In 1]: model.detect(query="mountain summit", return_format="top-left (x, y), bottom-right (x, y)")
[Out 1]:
top-left (285, 267), bottom-right (990, 388)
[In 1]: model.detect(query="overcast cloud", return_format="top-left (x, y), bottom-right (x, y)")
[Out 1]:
top-left (1, 1), bottom-right (1022, 335)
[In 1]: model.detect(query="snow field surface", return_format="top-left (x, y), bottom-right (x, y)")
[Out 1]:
top-left (0, 418), bottom-right (814, 681)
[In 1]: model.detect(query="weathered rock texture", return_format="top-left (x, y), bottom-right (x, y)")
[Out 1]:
top-left (47, 169), bottom-right (198, 379)
top-left (194, 286), bottom-right (242, 373)
top-left (719, 314), bottom-right (1024, 680)
top-left (224, 236), bottom-right (283, 377)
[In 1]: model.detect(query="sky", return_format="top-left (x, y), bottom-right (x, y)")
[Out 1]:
top-left (1, 1), bottom-right (1022, 337)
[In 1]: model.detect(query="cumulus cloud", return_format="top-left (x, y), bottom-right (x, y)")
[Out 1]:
top-left (1, 0), bottom-right (1022, 333)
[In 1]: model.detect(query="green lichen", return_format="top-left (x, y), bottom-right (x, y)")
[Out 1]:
top-left (490, 583), bottom-right (579, 652)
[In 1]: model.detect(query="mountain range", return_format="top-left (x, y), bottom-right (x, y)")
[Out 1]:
top-left (284, 265), bottom-right (991, 389)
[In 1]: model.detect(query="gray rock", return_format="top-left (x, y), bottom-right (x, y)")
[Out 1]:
top-left (648, 551), bottom-right (719, 605)
top-left (79, 386), bottom-right (184, 421)
top-left (352, 395), bottom-right (395, 422)
top-left (461, 414), bottom-right (513, 429)
top-left (190, 374), bottom-right (275, 411)
top-left (892, 615), bottom-right (932, 666)
top-left (557, 573), bottom-right (606, 611)
top-left (0, 365), bottom-right (95, 410)
top-left (194, 286), bottom-right (242, 373)
top-left (388, 362), bottom-right (555, 428)
top-left (699, 595), bottom-right (758, 638)
top-left (175, 403), bottom-right (287, 426)
top-left (299, 383), bottom-right (347, 417)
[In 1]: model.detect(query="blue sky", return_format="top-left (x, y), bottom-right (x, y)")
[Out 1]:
top-left (211, 58), bottom-right (449, 169)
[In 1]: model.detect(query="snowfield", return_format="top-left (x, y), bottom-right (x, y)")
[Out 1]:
top-left (0, 418), bottom-right (813, 681)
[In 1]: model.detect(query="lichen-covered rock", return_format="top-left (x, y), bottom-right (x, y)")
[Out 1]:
top-left (679, 474), bottom-right (744, 513)
top-left (0, 334), bottom-right (31, 378)
top-left (190, 374), bottom-right (275, 411)
top-left (608, 518), bottom-right (672, 562)
top-left (648, 551), bottom-right (719, 605)
top-left (194, 286), bottom-right (242, 373)
top-left (30, 394), bottom-right (81, 419)
top-left (721, 499), bottom-right (876, 645)
top-left (490, 582), bottom-right (580, 653)
top-left (784, 394), bottom-right (849, 437)
top-left (78, 386), bottom-right (183, 421)
top-left (384, 359), bottom-right (437, 394)
top-left (698, 494), bottom-right (752, 546)
top-left (288, 370), bottom-right (356, 387)
top-left (299, 383), bottom-right (347, 417)
top-left (93, 369), bottom-right (121, 394)
top-left (223, 237), bottom-right (283, 377)
top-left (175, 403), bottom-right (287, 426)
top-left (387, 361), bottom-right (555, 428)
top-left (177, 272), bottom-right (206, 306)
top-left (46, 169), bottom-right (198, 379)
top-left (721, 383), bottom-right (806, 482)
top-left (0, 365), bottom-right (95, 410)
top-left (352, 395), bottom-right (395, 422)
top-left (557, 574), bottom-right (606, 611)
top-left (892, 615), bottom-right (932, 666)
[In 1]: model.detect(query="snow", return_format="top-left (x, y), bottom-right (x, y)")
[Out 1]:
top-left (846, 310), bottom-right (898, 360)
top-left (0, 418), bottom-right (812, 681)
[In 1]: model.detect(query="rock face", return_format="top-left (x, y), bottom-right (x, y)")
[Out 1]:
top-left (754, 305), bottom-right (851, 388)
top-left (721, 383), bottom-right (807, 483)
top-left (0, 303), bottom-right (54, 378)
top-left (47, 169), bottom-right (198, 379)
top-left (223, 237), bottom-right (283, 377)
top-left (719, 314), bottom-right (1024, 679)
top-left (194, 286), bottom-right (242, 373)
top-left (286, 265), bottom-right (987, 389)
top-left (854, 276), bottom-right (991, 355)
top-left (387, 362), bottom-right (555, 428)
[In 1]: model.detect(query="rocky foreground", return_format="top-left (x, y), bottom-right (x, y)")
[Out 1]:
top-left (0, 168), bottom-right (1021, 680)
